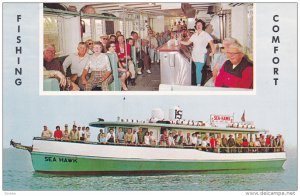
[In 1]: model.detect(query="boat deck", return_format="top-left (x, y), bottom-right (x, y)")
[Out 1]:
top-left (128, 62), bottom-right (161, 91)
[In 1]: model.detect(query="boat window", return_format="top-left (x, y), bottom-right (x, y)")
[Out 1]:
top-left (44, 15), bottom-right (64, 56)
top-left (95, 19), bottom-right (105, 39)
top-left (82, 18), bottom-right (92, 41)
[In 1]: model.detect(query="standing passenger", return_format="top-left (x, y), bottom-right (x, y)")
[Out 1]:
top-left (116, 127), bottom-right (125, 143)
top-left (180, 19), bottom-right (215, 86)
top-left (54, 126), bottom-right (63, 140)
top-left (62, 124), bottom-right (69, 140)
top-left (85, 127), bottom-right (91, 142)
top-left (41, 125), bottom-right (53, 139)
top-left (69, 125), bottom-right (80, 141)
top-left (106, 129), bottom-right (115, 143)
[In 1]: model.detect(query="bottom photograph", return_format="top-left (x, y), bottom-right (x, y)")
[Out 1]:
top-left (3, 97), bottom-right (297, 192)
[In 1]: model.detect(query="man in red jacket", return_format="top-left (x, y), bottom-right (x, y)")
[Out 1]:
top-left (215, 42), bottom-right (253, 89)
top-left (54, 126), bottom-right (63, 140)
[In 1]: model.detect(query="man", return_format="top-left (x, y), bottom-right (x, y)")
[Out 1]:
top-left (131, 31), bottom-right (151, 74)
top-left (63, 42), bottom-right (90, 88)
top-left (54, 126), bottom-right (63, 140)
top-left (100, 34), bottom-right (109, 52)
top-left (215, 42), bottom-right (253, 89)
top-left (41, 126), bottom-right (53, 139)
top-left (106, 129), bottom-right (115, 143)
top-left (116, 127), bottom-right (124, 143)
top-left (137, 128), bottom-right (144, 144)
top-left (69, 125), bottom-right (79, 141)
top-left (44, 44), bottom-right (64, 74)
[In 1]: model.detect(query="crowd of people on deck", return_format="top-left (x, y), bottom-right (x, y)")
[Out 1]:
top-left (41, 124), bottom-right (91, 142)
top-left (41, 125), bottom-right (284, 153)
top-left (43, 18), bottom-right (253, 91)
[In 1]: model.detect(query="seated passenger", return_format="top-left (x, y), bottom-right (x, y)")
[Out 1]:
top-left (85, 39), bottom-right (94, 55)
top-left (116, 35), bottom-right (136, 85)
top-left (124, 128), bottom-right (134, 144)
top-left (215, 42), bottom-right (253, 89)
top-left (107, 41), bottom-right (130, 91)
top-left (41, 125), bottom-right (53, 139)
top-left (54, 126), bottom-right (63, 140)
top-left (100, 34), bottom-right (109, 53)
top-left (43, 44), bottom-right (64, 74)
top-left (62, 42), bottom-right (90, 90)
top-left (106, 129), bottom-right (115, 143)
top-left (81, 42), bottom-right (113, 91)
top-left (43, 68), bottom-right (66, 88)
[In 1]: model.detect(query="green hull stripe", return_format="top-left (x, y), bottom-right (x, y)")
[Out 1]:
top-left (31, 152), bottom-right (285, 172)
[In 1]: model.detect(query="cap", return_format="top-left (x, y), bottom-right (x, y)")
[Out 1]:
top-left (100, 34), bottom-right (108, 38)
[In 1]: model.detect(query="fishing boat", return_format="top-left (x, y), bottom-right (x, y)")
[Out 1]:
top-left (11, 107), bottom-right (286, 175)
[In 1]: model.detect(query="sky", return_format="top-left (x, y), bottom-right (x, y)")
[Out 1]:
top-left (2, 3), bottom-right (298, 150)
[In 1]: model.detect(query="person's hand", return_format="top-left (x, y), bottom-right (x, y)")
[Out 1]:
top-left (81, 78), bottom-right (87, 85)
top-left (55, 71), bottom-right (66, 87)
top-left (209, 52), bottom-right (214, 57)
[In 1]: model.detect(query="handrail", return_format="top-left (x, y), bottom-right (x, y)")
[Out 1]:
top-left (33, 137), bottom-right (285, 153)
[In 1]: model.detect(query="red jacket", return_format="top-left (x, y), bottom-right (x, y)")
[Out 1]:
top-left (215, 56), bottom-right (253, 89)
top-left (116, 43), bottom-right (131, 60)
top-left (54, 130), bottom-right (63, 139)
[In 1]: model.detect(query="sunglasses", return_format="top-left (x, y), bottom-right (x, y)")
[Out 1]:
top-left (102, 38), bottom-right (108, 40)
top-left (88, 42), bottom-right (93, 45)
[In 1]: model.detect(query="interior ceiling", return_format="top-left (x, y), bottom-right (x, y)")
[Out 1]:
top-left (63, 2), bottom-right (222, 17)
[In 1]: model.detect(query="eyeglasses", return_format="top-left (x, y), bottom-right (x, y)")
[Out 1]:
top-left (102, 38), bottom-right (108, 40)
top-left (88, 42), bottom-right (93, 45)
top-left (226, 52), bottom-right (241, 56)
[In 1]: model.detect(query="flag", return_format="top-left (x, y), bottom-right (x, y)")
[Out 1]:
top-left (241, 111), bottom-right (245, 122)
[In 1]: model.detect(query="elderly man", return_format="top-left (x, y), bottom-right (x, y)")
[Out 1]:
top-left (63, 42), bottom-right (90, 89)
top-left (215, 42), bottom-right (253, 89)
top-left (41, 125), bottom-right (53, 139)
top-left (44, 44), bottom-right (64, 74)
top-left (100, 34), bottom-right (109, 52)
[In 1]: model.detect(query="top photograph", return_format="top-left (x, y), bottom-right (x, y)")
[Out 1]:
top-left (43, 2), bottom-right (254, 92)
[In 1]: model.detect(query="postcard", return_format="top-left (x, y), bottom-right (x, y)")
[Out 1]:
top-left (2, 2), bottom-right (298, 193)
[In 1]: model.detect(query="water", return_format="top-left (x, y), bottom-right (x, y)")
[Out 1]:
top-left (3, 147), bottom-right (298, 191)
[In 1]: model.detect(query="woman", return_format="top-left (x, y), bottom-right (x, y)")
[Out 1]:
top-left (180, 19), bottom-right (215, 86)
top-left (107, 41), bottom-right (130, 91)
top-left (144, 132), bottom-right (150, 145)
top-left (81, 42), bottom-right (113, 91)
top-left (116, 35), bottom-right (136, 85)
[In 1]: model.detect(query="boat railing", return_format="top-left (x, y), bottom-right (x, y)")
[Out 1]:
top-left (33, 137), bottom-right (285, 153)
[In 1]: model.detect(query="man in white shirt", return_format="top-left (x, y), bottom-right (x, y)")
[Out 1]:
top-left (63, 42), bottom-right (90, 89)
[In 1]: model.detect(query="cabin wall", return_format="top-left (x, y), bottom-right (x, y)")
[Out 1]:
top-left (152, 16), bottom-right (165, 33)
top-left (231, 5), bottom-right (249, 50)
top-left (63, 17), bottom-right (81, 55)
